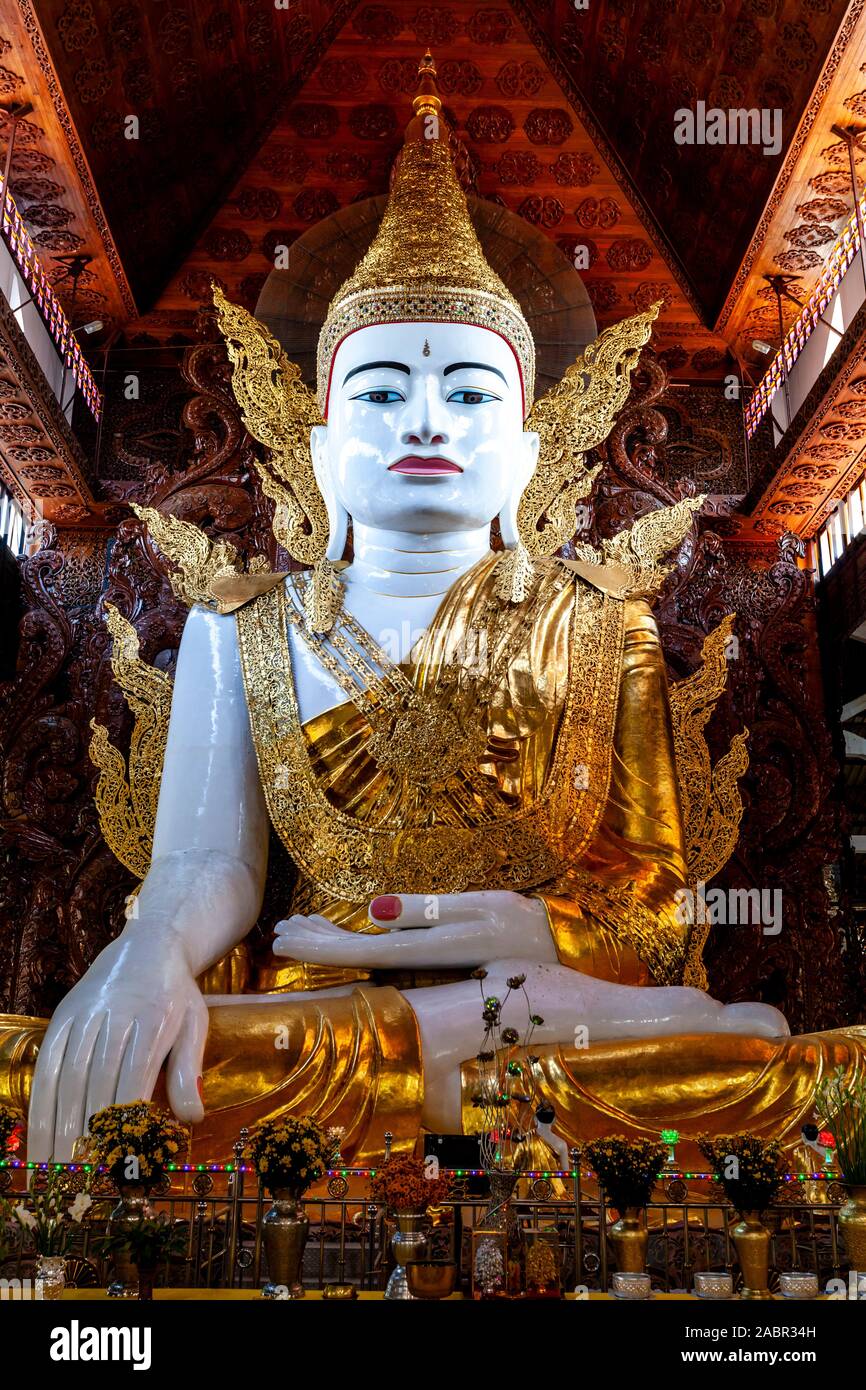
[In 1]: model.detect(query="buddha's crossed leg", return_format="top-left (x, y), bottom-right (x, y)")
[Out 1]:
top-left (404, 958), bottom-right (789, 1132)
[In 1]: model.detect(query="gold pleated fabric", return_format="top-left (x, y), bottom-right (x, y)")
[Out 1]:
top-left (462, 1027), bottom-right (866, 1166)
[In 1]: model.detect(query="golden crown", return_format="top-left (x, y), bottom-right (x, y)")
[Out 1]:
top-left (316, 52), bottom-right (536, 416)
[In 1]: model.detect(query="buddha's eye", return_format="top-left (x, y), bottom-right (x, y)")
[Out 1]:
top-left (446, 388), bottom-right (500, 406)
top-left (352, 388), bottom-right (405, 405)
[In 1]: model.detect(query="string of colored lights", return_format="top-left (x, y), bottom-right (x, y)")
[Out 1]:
top-left (0, 1160), bottom-right (840, 1182)
top-left (744, 187), bottom-right (866, 439)
top-left (0, 174), bottom-right (102, 419)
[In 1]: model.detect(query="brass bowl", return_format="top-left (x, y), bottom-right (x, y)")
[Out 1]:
top-left (407, 1263), bottom-right (458, 1300)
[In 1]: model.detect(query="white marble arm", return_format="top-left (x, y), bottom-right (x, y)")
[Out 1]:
top-left (28, 604), bottom-right (268, 1160)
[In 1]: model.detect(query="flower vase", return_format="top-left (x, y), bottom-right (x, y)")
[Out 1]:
top-left (838, 1185), bottom-right (866, 1268)
top-left (36, 1254), bottom-right (66, 1300)
top-left (731, 1211), bottom-right (773, 1299)
top-left (384, 1213), bottom-right (428, 1300)
top-left (107, 1185), bottom-right (152, 1299)
top-left (262, 1189), bottom-right (309, 1299)
top-left (610, 1206), bottom-right (648, 1275)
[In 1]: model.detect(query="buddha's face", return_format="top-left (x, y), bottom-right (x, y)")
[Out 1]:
top-left (311, 322), bottom-right (538, 538)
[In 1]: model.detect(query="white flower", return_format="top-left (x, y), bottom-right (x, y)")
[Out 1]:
top-left (13, 1204), bottom-right (37, 1230)
top-left (68, 1193), bottom-right (92, 1222)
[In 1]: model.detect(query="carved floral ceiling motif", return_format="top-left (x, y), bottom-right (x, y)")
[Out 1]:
top-left (521, 0), bottom-right (850, 324)
top-left (142, 0), bottom-right (733, 375)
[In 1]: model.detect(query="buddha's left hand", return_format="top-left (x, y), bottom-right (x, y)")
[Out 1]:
top-left (272, 891), bottom-right (559, 968)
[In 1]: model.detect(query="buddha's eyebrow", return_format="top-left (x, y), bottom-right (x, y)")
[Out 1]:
top-left (343, 361), bottom-right (410, 385)
top-left (443, 361), bottom-right (507, 384)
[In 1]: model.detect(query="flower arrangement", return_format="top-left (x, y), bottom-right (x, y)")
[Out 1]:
top-left (697, 1133), bottom-right (784, 1216)
top-left (87, 1101), bottom-right (188, 1190)
top-left (100, 1211), bottom-right (186, 1269)
top-left (5, 1169), bottom-right (92, 1255)
top-left (816, 1066), bottom-right (866, 1184)
top-left (370, 1155), bottom-right (451, 1214)
top-left (583, 1137), bottom-right (667, 1212)
top-left (246, 1117), bottom-right (341, 1197)
top-left (0, 1101), bottom-right (23, 1156)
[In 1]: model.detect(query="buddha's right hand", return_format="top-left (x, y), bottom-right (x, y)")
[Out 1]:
top-left (28, 930), bottom-right (209, 1162)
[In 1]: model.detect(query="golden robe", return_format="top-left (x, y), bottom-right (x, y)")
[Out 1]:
top-left (3, 554), bottom-right (865, 1165)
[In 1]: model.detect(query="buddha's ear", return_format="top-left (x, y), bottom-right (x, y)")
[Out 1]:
top-left (310, 424), bottom-right (349, 563)
top-left (499, 428), bottom-right (539, 547)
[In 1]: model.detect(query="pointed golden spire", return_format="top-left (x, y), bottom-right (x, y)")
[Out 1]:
top-left (317, 52), bottom-right (535, 416)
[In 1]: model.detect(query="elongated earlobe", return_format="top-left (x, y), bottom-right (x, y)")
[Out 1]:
top-left (494, 430), bottom-right (539, 605)
top-left (310, 425), bottom-right (349, 563)
top-left (498, 429), bottom-right (539, 549)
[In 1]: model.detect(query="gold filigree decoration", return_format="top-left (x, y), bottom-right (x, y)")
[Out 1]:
top-left (572, 494), bottom-right (706, 598)
top-left (519, 304), bottom-right (661, 560)
top-left (213, 286), bottom-right (328, 570)
top-left (669, 615), bottom-right (749, 989)
top-left (213, 288), bottom-right (341, 631)
top-left (234, 566), bottom-right (626, 902)
top-left (88, 605), bottom-right (173, 879)
top-left (131, 502), bottom-right (269, 614)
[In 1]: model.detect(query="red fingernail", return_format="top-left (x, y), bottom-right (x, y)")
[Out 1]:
top-left (196, 1075), bottom-right (204, 1100)
top-left (371, 895), bottom-right (402, 922)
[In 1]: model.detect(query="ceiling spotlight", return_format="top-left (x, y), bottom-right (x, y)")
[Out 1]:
top-left (74, 319), bottom-right (103, 335)
top-left (752, 339), bottom-right (772, 354)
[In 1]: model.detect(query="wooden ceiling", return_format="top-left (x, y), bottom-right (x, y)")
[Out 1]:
top-left (146, 0), bottom-right (730, 375)
top-left (523, 0), bottom-right (851, 321)
top-left (2, 0), bottom-right (850, 385)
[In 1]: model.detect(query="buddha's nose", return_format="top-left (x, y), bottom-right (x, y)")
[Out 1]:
top-left (403, 380), bottom-right (449, 447)
top-left (404, 429), bottom-right (447, 446)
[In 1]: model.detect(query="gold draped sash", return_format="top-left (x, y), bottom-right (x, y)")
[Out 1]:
top-left (236, 554), bottom-right (690, 990)
top-left (235, 554), bottom-right (626, 900)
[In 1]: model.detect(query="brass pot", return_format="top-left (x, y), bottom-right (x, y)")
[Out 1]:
top-left (262, 1189), bottom-right (309, 1299)
top-left (107, 1185), bottom-right (153, 1299)
top-left (407, 1262), bottom-right (458, 1300)
top-left (838, 1184), bottom-right (866, 1268)
top-left (385, 1212), bottom-right (428, 1300)
top-left (610, 1206), bottom-right (648, 1275)
top-left (731, 1211), bottom-right (773, 1300)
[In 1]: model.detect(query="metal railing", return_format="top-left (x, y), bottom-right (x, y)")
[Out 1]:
top-left (0, 1163), bottom-right (851, 1296)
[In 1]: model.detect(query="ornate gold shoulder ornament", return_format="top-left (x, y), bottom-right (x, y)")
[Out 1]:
top-left (131, 502), bottom-right (274, 615)
top-left (571, 494), bottom-right (706, 599)
top-left (89, 604), bottom-right (173, 880)
top-left (496, 303), bottom-right (662, 603)
top-left (212, 286), bottom-right (342, 633)
top-left (668, 614), bottom-right (750, 989)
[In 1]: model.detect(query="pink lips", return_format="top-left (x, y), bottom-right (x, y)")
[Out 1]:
top-left (388, 455), bottom-right (463, 476)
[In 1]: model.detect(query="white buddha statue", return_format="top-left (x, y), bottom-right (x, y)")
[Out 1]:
top-left (8, 56), bottom-right (863, 1169)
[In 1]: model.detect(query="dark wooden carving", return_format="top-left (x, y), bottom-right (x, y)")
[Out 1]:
top-left (0, 334), bottom-right (861, 1034)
